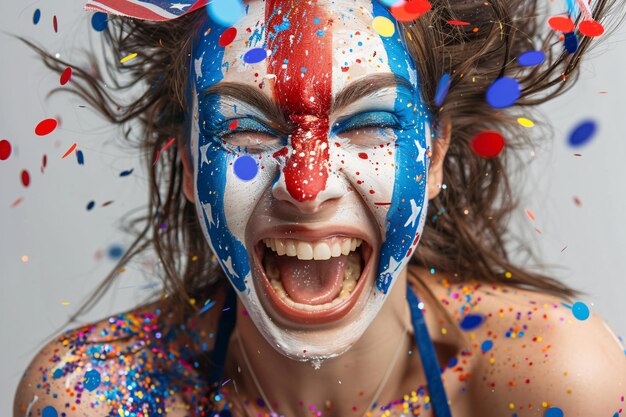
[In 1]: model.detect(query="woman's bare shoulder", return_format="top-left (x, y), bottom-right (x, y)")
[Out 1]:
top-left (13, 293), bottom-right (228, 417)
top-left (424, 274), bottom-right (626, 417)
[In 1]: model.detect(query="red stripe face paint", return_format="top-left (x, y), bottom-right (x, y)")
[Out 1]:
top-left (265, 0), bottom-right (333, 202)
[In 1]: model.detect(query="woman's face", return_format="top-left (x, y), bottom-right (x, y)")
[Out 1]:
top-left (186, 0), bottom-right (432, 361)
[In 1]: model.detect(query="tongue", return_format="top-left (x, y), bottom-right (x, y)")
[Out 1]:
top-left (274, 254), bottom-right (347, 305)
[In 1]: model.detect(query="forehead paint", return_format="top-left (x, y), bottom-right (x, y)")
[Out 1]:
top-left (265, 0), bottom-right (332, 201)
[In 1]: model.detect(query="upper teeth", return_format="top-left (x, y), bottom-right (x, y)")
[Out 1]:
top-left (262, 237), bottom-right (363, 260)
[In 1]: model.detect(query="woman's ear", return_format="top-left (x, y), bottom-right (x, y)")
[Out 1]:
top-left (179, 139), bottom-right (195, 203)
top-left (427, 116), bottom-right (452, 200)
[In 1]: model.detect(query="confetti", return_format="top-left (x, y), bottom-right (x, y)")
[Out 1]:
top-left (108, 244), bottom-right (124, 260)
top-left (218, 27), bottom-right (237, 47)
top-left (579, 19), bottom-right (604, 37)
top-left (198, 299), bottom-right (216, 315)
top-left (42, 406), bottom-right (58, 417)
top-left (517, 117), bottom-right (535, 127)
top-left (434, 73), bottom-right (451, 107)
top-left (207, 0), bottom-right (245, 27)
top-left (33, 9), bottom-right (41, 25)
top-left (84, 369), bottom-right (101, 391)
top-left (372, 16), bottom-right (396, 37)
top-left (120, 53), bottom-right (138, 63)
top-left (564, 31), bottom-right (579, 54)
top-left (548, 15), bottom-right (575, 32)
top-left (153, 137), bottom-right (177, 165)
top-left (119, 168), bottom-right (134, 177)
top-left (41, 154), bottom-right (47, 174)
top-left (35, 118), bottom-right (58, 136)
top-left (228, 119), bottom-right (239, 130)
top-left (233, 155), bottom-right (258, 181)
top-left (525, 209), bottom-right (536, 221)
top-left (91, 12), bottom-right (108, 32)
top-left (469, 131), bottom-right (505, 158)
top-left (568, 119), bottom-right (596, 147)
top-left (76, 149), bottom-right (85, 165)
top-left (0, 139), bottom-right (11, 160)
top-left (517, 50), bottom-right (545, 67)
top-left (60, 67), bottom-right (72, 85)
top-left (62, 143), bottom-right (77, 159)
top-left (460, 314), bottom-right (484, 330)
top-left (447, 20), bottom-right (470, 26)
top-left (21, 170), bottom-right (31, 187)
top-left (87, 201), bottom-right (96, 210)
top-left (389, 0), bottom-right (431, 22)
top-left (572, 301), bottom-right (590, 320)
top-left (11, 197), bottom-right (24, 208)
top-left (481, 340), bottom-right (493, 352)
top-left (53, 15), bottom-right (58, 33)
top-left (486, 77), bottom-right (520, 109)
top-left (243, 48), bottom-right (267, 64)
top-left (544, 407), bottom-right (564, 417)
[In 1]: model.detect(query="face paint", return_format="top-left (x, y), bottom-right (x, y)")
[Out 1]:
top-left (188, 0), bottom-right (431, 361)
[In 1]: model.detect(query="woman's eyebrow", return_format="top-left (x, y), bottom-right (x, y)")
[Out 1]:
top-left (201, 72), bottom-right (412, 132)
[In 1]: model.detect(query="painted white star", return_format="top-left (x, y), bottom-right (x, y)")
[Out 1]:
top-left (222, 256), bottom-right (239, 279)
top-left (381, 255), bottom-right (402, 279)
top-left (202, 202), bottom-right (215, 228)
top-left (403, 198), bottom-right (421, 228)
top-left (414, 139), bottom-right (426, 165)
top-left (200, 144), bottom-right (210, 166)
top-left (170, 3), bottom-right (191, 11)
top-left (194, 54), bottom-right (204, 80)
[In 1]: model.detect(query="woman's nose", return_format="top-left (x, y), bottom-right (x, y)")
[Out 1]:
top-left (271, 168), bottom-right (347, 214)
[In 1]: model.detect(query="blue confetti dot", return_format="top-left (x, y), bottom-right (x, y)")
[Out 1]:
top-left (76, 149), bottom-right (84, 165)
top-left (544, 407), bottom-right (563, 417)
top-left (316, 29), bottom-right (325, 36)
top-left (86, 200), bottom-right (95, 211)
top-left (42, 406), bottom-right (58, 417)
top-left (460, 314), bottom-right (484, 331)
top-left (517, 50), bottom-right (546, 67)
top-left (243, 48), bottom-right (267, 64)
top-left (119, 168), bottom-right (134, 177)
top-left (52, 369), bottom-right (63, 379)
top-left (486, 77), bottom-right (520, 109)
top-left (33, 9), bottom-right (41, 25)
top-left (572, 301), bottom-right (590, 321)
top-left (91, 12), bottom-right (108, 32)
top-left (568, 120), bottom-right (597, 147)
top-left (313, 17), bottom-right (321, 24)
top-left (434, 73), bottom-right (451, 107)
top-left (447, 356), bottom-right (458, 368)
top-left (107, 244), bottom-right (124, 260)
top-left (481, 339), bottom-right (493, 352)
top-left (564, 32), bottom-right (578, 54)
top-left (207, 0), bottom-right (244, 27)
top-left (233, 155), bottom-right (258, 181)
top-left (83, 369), bottom-right (101, 391)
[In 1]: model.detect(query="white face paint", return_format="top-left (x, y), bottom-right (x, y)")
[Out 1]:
top-left (188, 0), bottom-right (431, 361)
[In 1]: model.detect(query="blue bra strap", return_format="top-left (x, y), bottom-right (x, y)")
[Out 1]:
top-left (407, 284), bottom-right (453, 417)
top-left (208, 285), bottom-right (238, 387)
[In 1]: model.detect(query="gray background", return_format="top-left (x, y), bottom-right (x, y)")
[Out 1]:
top-left (1, 1), bottom-right (625, 413)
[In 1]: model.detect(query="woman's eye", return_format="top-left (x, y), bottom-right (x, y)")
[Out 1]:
top-left (332, 111), bottom-right (400, 134)
top-left (212, 118), bottom-right (283, 152)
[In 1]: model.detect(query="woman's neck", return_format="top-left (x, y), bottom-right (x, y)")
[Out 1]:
top-left (225, 268), bottom-right (414, 417)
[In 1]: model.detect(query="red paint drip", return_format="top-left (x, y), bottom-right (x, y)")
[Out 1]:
top-left (21, 170), bottom-right (30, 187)
top-left (358, 152), bottom-right (368, 160)
top-left (266, 0), bottom-right (332, 202)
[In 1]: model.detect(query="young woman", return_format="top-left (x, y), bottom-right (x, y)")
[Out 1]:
top-left (13, 0), bottom-right (626, 416)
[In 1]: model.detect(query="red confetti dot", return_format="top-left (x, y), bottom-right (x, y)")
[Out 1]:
top-left (548, 15), bottom-right (575, 33)
top-left (228, 119), bottom-right (239, 130)
top-left (358, 152), bottom-right (368, 159)
top-left (21, 170), bottom-right (31, 187)
top-left (390, 0), bottom-right (430, 21)
top-left (218, 27), bottom-right (237, 47)
top-left (447, 20), bottom-right (470, 26)
top-left (35, 118), bottom-right (58, 136)
top-left (579, 19), bottom-right (604, 37)
top-left (470, 131), bottom-right (505, 158)
top-left (60, 67), bottom-right (72, 85)
top-left (0, 139), bottom-right (11, 160)
top-left (53, 15), bottom-right (58, 33)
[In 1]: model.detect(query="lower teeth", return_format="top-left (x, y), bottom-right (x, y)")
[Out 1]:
top-left (264, 251), bottom-right (362, 311)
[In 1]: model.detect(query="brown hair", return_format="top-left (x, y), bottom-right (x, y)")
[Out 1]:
top-left (23, 0), bottom-right (618, 327)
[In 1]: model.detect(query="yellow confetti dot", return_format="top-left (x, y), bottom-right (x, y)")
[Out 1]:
top-left (505, 271), bottom-right (512, 278)
top-left (61, 301), bottom-right (70, 305)
top-left (517, 117), bottom-right (535, 127)
top-left (441, 327), bottom-right (447, 335)
top-left (120, 52), bottom-right (138, 63)
top-left (509, 403), bottom-right (515, 409)
top-left (372, 16), bottom-right (395, 37)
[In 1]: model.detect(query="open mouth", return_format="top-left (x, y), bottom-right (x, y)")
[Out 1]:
top-left (254, 236), bottom-right (374, 325)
